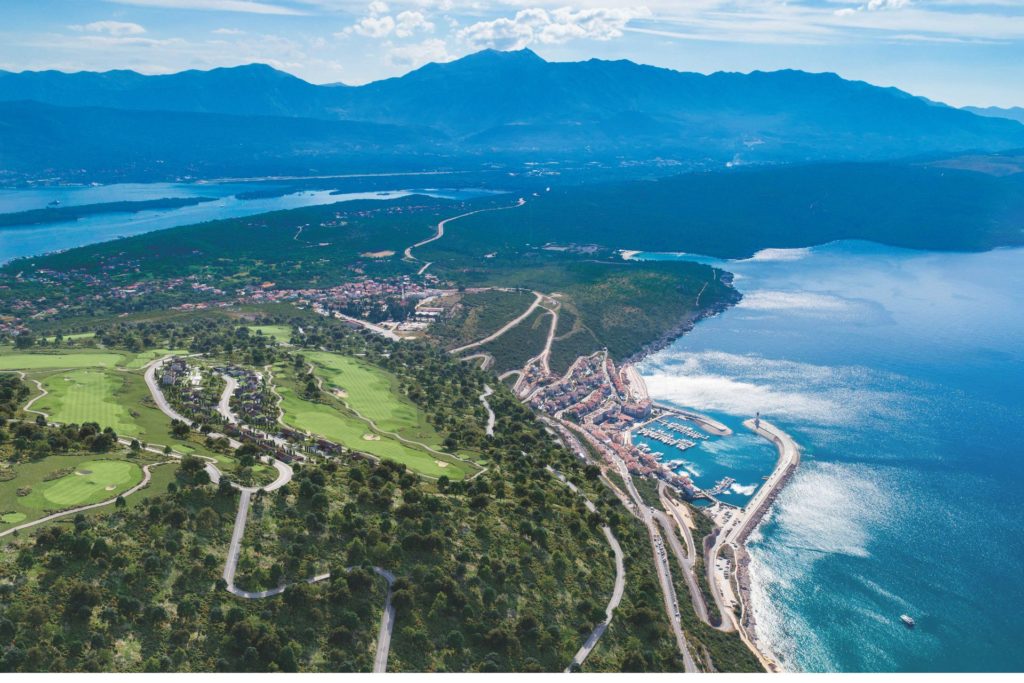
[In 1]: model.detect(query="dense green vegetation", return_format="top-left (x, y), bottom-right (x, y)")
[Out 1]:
top-left (0, 197), bottom-right (217, 228)
top-left (450, 163), bottom-right (1024, 258)
top-left (429, 289), bottom-right (536, 350)
top-left (477, 307), bottom-right (551, 374)
top-left (0, 319), bottom-right (697, 672)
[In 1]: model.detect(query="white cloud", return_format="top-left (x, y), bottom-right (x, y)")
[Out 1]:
top-left (212, 27), bottom-right (246, 34)
top-left (350, 14), bottom-right (396, 37)
top-left (344, 3), bottom-right (434, 39)
top-left (104, 0), bottom-right (306, 15)
top-left (457, 6), bottom-right (650, 50)
top-left (835, 0), bottom-right (911, 14)
top-left (387, 37), bottom-right (450, 67)
top-left (866, 0), bottom-right (911, 9)
top-left (395, 11), bottom-right (434, 37)
top-left (71, 20), bottom-right (147, 36)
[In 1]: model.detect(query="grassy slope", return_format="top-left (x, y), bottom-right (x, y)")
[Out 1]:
top-left (304, 351), bottom-right (443, 447)
top-left (429, 290), bottom-right (536, 351)
top-left (0, 453), bottom-right (148, 529)
top-left (274, 364), bottom-right (477, 480)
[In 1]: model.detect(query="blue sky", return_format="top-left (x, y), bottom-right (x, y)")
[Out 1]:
top-left (1, 0), bottom-right (1022, 106)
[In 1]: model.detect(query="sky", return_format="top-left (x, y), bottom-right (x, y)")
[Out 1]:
top-left (1, 0), bottom-right (1022, 107)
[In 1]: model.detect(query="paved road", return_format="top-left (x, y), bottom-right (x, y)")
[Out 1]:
top-left (403, 198), bottom-right (525, 262)
top-left (705, 418), bottom-right (800, 672)
top-left (653, 505), bottom-right (710, 626)
top-left (609, 455), bottom-right (698, 673)
top-left (333, 312), bottom-right (401, 341)
top-left (223, 488), bottom-right (254, 593)
top-left (479, 384), bottom-right (496, 437)
top-left (450, 291), bottom-right (543, 355)
top-left (546, 466), bottom-right (626, 671)
top-left (0, 460), bottom-right (163, 538)
top-left (144, 355), bottom-right (243, 448)
top-left (217, 374), bottom-right (240, 424)
top-left (372, 566), bottom-right (397, 672)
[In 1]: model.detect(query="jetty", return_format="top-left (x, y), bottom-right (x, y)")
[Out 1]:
top-left (707, 417), bottom-right (801, 672)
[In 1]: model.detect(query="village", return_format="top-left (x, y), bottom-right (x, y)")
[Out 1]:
top-left (514, 348), bottom-right (702, 498)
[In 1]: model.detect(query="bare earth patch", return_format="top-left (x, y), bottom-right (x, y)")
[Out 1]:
top-left (360, 250), bottom-right (395, 258)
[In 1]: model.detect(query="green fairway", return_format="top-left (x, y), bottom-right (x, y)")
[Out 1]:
top-left (304, 351), bottom-right (443, 445)
top-left (1, 512), bottom-right (26, 524)
top-left (43, 332), bottom-right (96, 343)
top-left (0, 351), bottom-right (124, 370)
top-left (18, 459), bottom-right (142, 511)
top-left (121, 348), bottom-right (189, 369)
top-left (35, 369), bottom-right (137, 434)
top-left (249, 325), bottom-right (292, 343)
top-left (276, 383), bottom-right (475, 480)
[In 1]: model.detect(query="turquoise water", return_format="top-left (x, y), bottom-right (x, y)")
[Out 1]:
top-left (635, 242), bottom-right (1024, 672)
top-left (0, 182), bottom-right (498, 263)
top-left (635, 413), bottom-right (775, 506)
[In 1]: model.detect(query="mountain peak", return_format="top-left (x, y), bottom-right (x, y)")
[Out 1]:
top-left (454, 48), bottom-right (546, 65)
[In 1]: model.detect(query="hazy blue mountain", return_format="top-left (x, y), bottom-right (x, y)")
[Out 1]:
top-left (2, 49), bottom-right (1024, 180)
top-left (964, 106), bottom-right (1024, 125)
top-left (0, 100), bottom-right (445, 180)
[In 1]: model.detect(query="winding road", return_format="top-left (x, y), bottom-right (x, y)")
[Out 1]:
top-left (403, 198), bottom-right (526, 263)
top-left (449, 291), bottom-right (544, 355)
top-left (545, 466), bottom-right (625, 671)
top-left (479, 384), bottom-right (496, 437)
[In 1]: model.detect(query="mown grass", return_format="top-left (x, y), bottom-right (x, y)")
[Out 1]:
top-left (249, 325), bottom-right (292, 343)
top-left (0, 453), bottom-right (148, 529)
top-left (35, 369), bottom-right (138, 435)
top-left (0, 350), bottom-right (125, 370)
top-left (304, 350), bottom-right (444, 446)
top-left (275, 364), bottom-right (478, 480)
top-left (22, 459), bottom-right (142, 509)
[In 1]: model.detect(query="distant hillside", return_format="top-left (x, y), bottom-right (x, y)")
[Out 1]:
top-left (443, 162), bottom-right (1024, 258)
top-left (2, 50), bottom-right (1024, 181)
top-left (964, 106), bottom-right (1024, 125)
top-left (0, 100), bottom-right (446, 180)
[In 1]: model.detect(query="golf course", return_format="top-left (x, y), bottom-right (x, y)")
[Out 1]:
top-left (275, 360), bottom-right (480, 480)
top-left (0, 455), bottom-right (144, 529)
top-left (304, 350), bottom-right (448, 448)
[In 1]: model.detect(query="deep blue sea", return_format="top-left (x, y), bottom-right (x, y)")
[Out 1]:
top-left (633, 242), bottom-right (1024, 672)
top-left (0, 182), bottom-right (498, 264)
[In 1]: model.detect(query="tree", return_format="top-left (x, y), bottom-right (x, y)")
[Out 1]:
top-left (115, 495), bottom-right (127, 509)
top-left (14, 333), bottom-right (33, 349)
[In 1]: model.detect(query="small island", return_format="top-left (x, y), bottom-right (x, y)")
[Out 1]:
top-left (0, 197), bottom-right (219, 228)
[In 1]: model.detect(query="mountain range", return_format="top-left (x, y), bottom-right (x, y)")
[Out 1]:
top-left (964, 106), bottom-right (1024, 125)
top-left (2, 49), bottom-right (1024, 181)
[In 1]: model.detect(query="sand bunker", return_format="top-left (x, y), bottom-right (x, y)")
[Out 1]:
top-left (332, 388), bottom-right (348, 398)
top-left (362, 433), bottom-right (381, 441)
top-left (105, 485), bottom-right (116, 491)
top-left (434, 461), bottom-right (449, 468)
top-left (75, 470), bottom-right (91, 476)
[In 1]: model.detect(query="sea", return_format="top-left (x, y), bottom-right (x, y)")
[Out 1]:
top-left (631, 241), bottom-right (1024, 672)
top-left (0, 182), bottom-right (497, 264)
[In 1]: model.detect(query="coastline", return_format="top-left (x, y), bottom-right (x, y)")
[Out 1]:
top-left (628, 359), bottom-right (801, 672)
top-left (730, 419), bottom-right (802, 671)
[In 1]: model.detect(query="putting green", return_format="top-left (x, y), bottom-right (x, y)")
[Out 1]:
top-left (277, 383), bottom-right (473, 480)
top-left (0, 351), bottom-right (124, 370)
top-left (249, 325), bottom-right (292, 343)
top-left (21, 460), bottom-right (142, 510)
top-left (1, 512), bottom-right (27, 524)
top-left (36, 369), bottom-right (137, 434)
